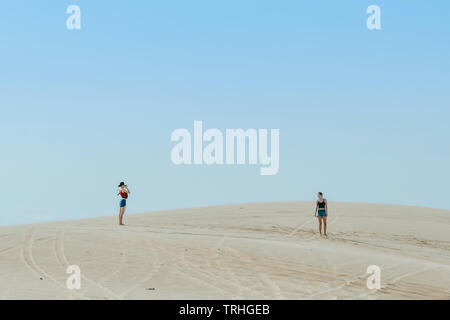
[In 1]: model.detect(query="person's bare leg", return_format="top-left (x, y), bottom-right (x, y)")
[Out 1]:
top-left (317, 217), bottom-right (322, 235)
top-left (119, 207), bottom-right (125, 225)
top-left (323, 216), bottom-right (327, 236)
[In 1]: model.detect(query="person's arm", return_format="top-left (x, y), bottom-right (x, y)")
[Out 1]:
top-left (125, 186), bottom-right (131, 194)
top-left (325, 199), bottom-right (328, 217)
top-left (314, 201), bottom-right (318, 216)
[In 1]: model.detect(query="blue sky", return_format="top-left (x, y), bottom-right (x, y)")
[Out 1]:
top-left (1, 1), bottom-right (449, 225)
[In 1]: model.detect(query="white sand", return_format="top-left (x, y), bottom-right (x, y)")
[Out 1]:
top-left (0, 202), bottom-right (449, 300)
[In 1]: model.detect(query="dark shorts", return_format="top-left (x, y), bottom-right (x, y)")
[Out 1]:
top-left (120, 199), bottom-right (127, 208)
top-left (317, 209), bottom-right (326, 217)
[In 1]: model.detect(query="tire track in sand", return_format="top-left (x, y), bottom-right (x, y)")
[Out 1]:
top-left (306, 262), bottom-right (405, 299)
top-left (353, 264), bottom-right (444, 299)
top-left (205, 247), bottom-right (260, 299)
top-left (224, 246), bottom-right (285, 299)
top-left (55, 229), bottom-right (122, 300)
top-left (20, 227), bottom-right (82, 299)
top-left (0, 245), bottom-right (24, 256)
top-left (206, 208), bottom-right (279, 299)
top-left (165, 241), bottom-right (238, 298)
top-left (118, 241), bottom-right (162, 299)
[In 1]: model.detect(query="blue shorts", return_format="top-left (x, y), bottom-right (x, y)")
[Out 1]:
top-left (120, 199), bottom-right (127, 208)
top-left (317, 210), bottom-right (326, 217)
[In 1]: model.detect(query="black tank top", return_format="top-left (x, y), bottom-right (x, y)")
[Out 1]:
top-left (318, 200), bottom-right (326, 209)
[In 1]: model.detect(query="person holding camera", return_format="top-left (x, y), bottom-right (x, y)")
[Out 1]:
top-left (118, 182), bottom-right (131, 226)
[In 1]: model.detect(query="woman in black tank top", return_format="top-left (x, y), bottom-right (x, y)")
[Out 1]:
top-left (315, 192), bottom-right (328, 236)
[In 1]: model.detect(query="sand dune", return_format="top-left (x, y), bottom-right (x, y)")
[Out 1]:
top-left (0, 202), bottom-right (449, 300)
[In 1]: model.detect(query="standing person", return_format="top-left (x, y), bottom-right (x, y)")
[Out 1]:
top-left (118, 182), bottom-right (131, 226)
top-left (314, 192), bottom-right (328, 236)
